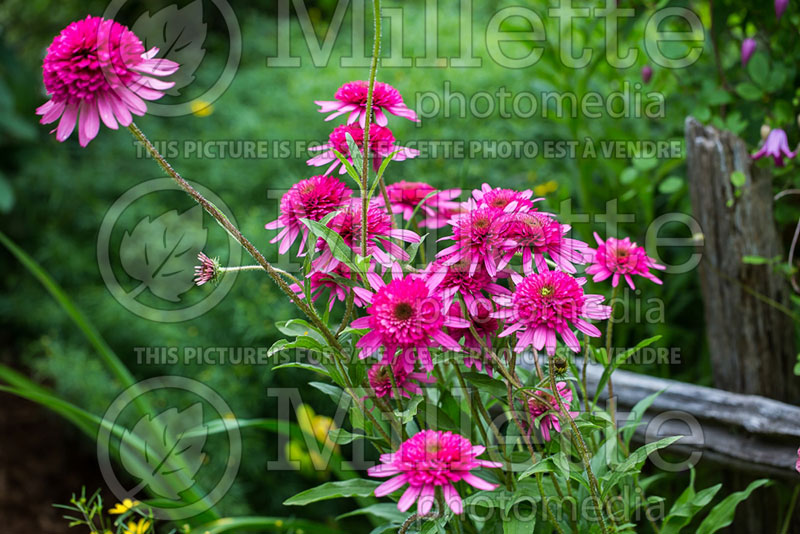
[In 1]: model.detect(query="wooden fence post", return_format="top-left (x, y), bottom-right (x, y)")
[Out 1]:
top-left (685, 117), bottom-right (798, 403)
top-left (685, 117), bottom-right (799, 533)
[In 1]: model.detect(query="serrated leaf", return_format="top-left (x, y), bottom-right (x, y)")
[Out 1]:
top-left (283, 479), bottom-right (380, 506)
top-left (119, 205), bottom-right (207, 302)
top-left (119, 403), bottom-right (207, 501)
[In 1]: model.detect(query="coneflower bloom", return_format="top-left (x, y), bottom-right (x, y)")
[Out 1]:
top-left (425, 258), bottom-right (508, 316)
top-left (493, 271), bottom-right (611, 355)
top-left (312, 203), bottom-right (420, 272)
top-left (446, 303), bottom-right (498, 375)
top-left (437, 207), bottom-right (516, 278)
top-left (307, 124), bottom-right (419, 175)
top-left (36, 16), bottom-right (179, 147)
top-left (472, 183), bottom-right (538, 214)
top-left (351, 274), bottom-right (465, 371)
top-left (367, 362), bottom-right (434, 399)
top-left (507, 212), bottom-right (588, 275)
top-left (585, 233), bottom-right (665, 290)
top-left (376, 181), bottom-right (462, 229)
top-left (315, 80), bottom-right (419, 127)
top-left (265, 175), bottom-right (351, 255)
top-left (526, 382), bottom-right (578, 442)
top-left (194, 253), bottom-right (219, 286)
top-left (752, 127), bottom-right (796, 167)
top-left (368, 430), bottom-right (502, 515)
top-left (288, 265), bottom-right (368, 311)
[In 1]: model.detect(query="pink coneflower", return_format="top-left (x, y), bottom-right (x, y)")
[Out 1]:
top-left (796, 447), bottom-right (800, 474)
top-left (752, 128), bottom-right (796, 167)
top-left (376, 181), bottom-right (462, 229)
top-left (194, 253), bottom-right (219, 286)
top-left (265, 175), bottom-right (351, 255)
top-left (312, 203), bottom-right (420, 272)
top-left (351, 274), bottom-right (465, 371)
top-left (315, 81), bottom-right (419, 127)
top-left (36, 16), bottom-right (179, 147)
top-left (307, 124), bottom-right (419, 175)
top-left (367, 430), bottom-right (502, 515)
top-left (437, 207), bottom-right (516, 278)
top-left (425, 258), bottom-right (508, 316)
top-left (585, 233), bottom-right (665, 290)
top-left (367, 362), bottom-right (435, 399)
top-left (289, 265), bottom-right (368, 311)
top-left (493, 271), bottom-right (611, 355)
top-left (507, 212), bottom-right (588, 275)
top-left (447, 303), bottom-right (498, 375)
top-left (472, 184), bottom-right (537, 214)
top-left (741, 38), bottom-right (757, 67)
top-left (526, 382), bottom-right (578, 442)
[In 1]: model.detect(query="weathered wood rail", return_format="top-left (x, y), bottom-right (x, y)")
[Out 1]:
top-left (582, 359), bottom-right (800, 480)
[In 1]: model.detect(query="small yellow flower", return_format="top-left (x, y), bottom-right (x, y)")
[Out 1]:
top-left (190, 99), bottom-right (214, 117)
top-left (533, 180), bottom-right (558, 196)
top-left (123, 518), bottom-right (151, 534)
top-left (109, 499), bottom-right (140, 514)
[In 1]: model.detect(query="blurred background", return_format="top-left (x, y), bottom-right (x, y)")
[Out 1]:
top-left (0, 0), bottom-right (798, 532)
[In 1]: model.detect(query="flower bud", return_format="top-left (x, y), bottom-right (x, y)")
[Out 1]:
top-left (741, 38), bottom-right (757, 67)
top-left (641, 65), bottom-right (653, 84)
top-left (776, 0), bottom-right (789, 19)
top-left (761, 124), bottom-right (772, 140)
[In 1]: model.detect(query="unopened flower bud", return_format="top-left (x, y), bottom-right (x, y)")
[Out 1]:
top-left (741, 38), bottom-right (757, 67)
top-left (776, 0), bottom-right (789, 20)
top-left (761, 124), bottom-right (772, 140)
top-left (553, 356), bottom-right (568, 375)
top-left (641, 65), bottom-right (653, 84)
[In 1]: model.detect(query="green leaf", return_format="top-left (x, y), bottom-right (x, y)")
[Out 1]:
top-left (593, 336), bottom-right (662, 408)
top-left (299, 218), bottom-right (363, 275)
top-left (658, 176), bottom-right (684, 194)
top-left (337, 503), bottom-right (408, 522)
top-left (346, 132), bottom-right (363, 177)
top-left (504, 515), bottom-right (536, 534)
top-left (747, 54), bottom-right (770, 90)
top-left (735, 82), bottom-right (762, 101)
top-left (622, 389), bottom-right (665, 447)
top-left (730, 171), bottom-right (746, 188)
top-left (395, 396), bottom-right (424, 424)
top-left (272, 362), bottom-right (330, 376)
top-left (462, 371), bottom-right (507, 398)
top-left (695, 479), bottom-right (770, 534)
top-left (601, 435), bottom-right (682, 495)
top-left (284, 479), bottom-right (381, 506)
top-left (330, 149), bottom-right (361, 185)
top-left (309, 381), bottom-right (344, 404)
top-left (329, 428), bottom-right (378, 444)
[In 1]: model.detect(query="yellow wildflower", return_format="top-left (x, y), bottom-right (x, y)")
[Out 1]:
top-left (190, 99), bottom-right (214, 117)
top-left (123, 518), bottom-right (151, 534)
top-left (109, 499), bottom-right (140, 514)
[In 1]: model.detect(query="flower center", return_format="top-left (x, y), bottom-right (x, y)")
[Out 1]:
top-left (540, 286), bottom-right (554, 297)
top-left (394, 302), bottom-right (414, 320)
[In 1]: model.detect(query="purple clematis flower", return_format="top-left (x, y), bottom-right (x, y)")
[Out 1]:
top-left (776, 0), bottom-right (789, 19)
top-left (741, 38), bottom-right (757, 67)
top-left (752, 128), bottom-right (796, 167)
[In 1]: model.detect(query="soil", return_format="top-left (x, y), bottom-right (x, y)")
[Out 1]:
top-left (1, 391), bottom-right (106, 533)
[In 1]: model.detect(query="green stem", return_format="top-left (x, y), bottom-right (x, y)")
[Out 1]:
top-left (605, 284), bottom-right (620, 430)
top-left (547, 355), bottom-right (610, 534)
top-left (360, 0), bottom-right (382, 255)
top-left (780, 484), bottom-right (800, 534)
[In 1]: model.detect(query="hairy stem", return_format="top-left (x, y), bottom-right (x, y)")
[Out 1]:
top-left (360, 0), bottom-right (382, 255)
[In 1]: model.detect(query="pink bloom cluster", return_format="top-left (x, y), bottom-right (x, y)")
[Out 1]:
top-left (37, 16), bottom-right (179, 146)
top-left (368, 430), bottom-right (501, 515)
top-left (309, 81), bottom-right (420, 174)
